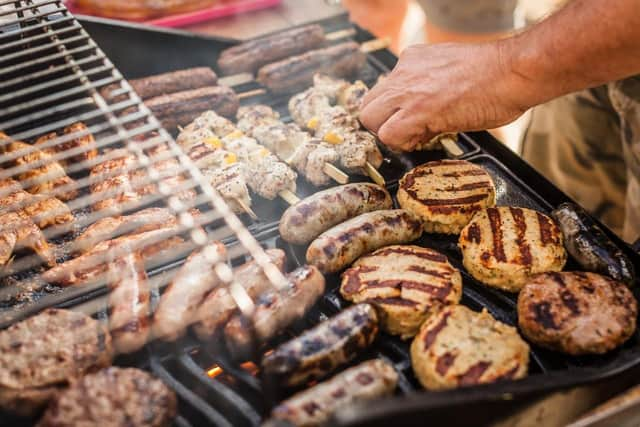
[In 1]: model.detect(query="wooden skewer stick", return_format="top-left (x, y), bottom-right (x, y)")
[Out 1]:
top-left (235, 197), bottom-right (258, 220)
top-left (324, 27), bottom-right (358, 41)
top-left (365, 161), bottom-right (385, 187)
top-left (360, 37), bottom-right (391, 54)
top-left (279, 189), bottom-right (301, 205)
top-left (323, 163), bottom-right (349, 185)
top-left (237, 88), bottom-right (267, 99)
top-left (439, 134), bottom-right (464, 157)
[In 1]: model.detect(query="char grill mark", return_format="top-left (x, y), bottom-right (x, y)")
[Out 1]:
top-left (487, 208), bottom-right (507, 262)
top-left (440, 181), bottom-right (493, 192)
top-left (373, 246), bottom-right (447, 262)
top-left (441, 169), bottom-right (487, 178)
top-left (367, 297), bottom-right (418, 307)
top-left (494, 364), bottom-right (521, 381)
top-left (510, 207), bottom-right (533, 266)
top-left (407, 265), bottom-right (451, 278)
top-left (435, 352), bottom-right (457, 376)
top-left (423, 311), bottom-right (452, 349)
top-left (467, 223), bottom-right (482, 243)
top-left (531, 301), bottom-right (559, 329)
top-left (458, 361), bottom-right (491, 385)
top-left (414, 194), bottom-right (489, 207)
top-left (537, 211), bottom-right (557, 245)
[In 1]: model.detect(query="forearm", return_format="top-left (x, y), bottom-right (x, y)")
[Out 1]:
top-left (502, 0), bottom-right (640, 109)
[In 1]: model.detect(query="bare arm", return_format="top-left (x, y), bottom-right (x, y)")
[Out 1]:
top-left (360, 0), bottom-right (640, 151)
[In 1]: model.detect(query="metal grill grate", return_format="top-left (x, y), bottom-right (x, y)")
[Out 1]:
top-left (0, 0), bottom-right (286, 333)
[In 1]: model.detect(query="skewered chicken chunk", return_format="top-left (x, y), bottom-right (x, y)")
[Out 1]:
top-left (177, 124), bottom-right (251, 214)
top-left (237, 105), bottom-right (339, 186)
top-left (186, 111), bottom-right (297, 200)
top-left (0, 132), bottom-right (78, 201)
top-left (288, 89), bottom-right (383, 173)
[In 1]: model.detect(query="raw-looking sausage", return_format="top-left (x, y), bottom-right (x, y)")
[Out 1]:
top-left (224, 265), bottom-right (325, 361)
top-left (306, 209), bottom-right (423, 273)
top-left (266, 359), bottom-right (398, 427)
top-left (279, 183), bottom-right (393, 245)
top-left (193, 248), bottom-right (286, 340)
top-left (152, 241), bottom-right (227, 341)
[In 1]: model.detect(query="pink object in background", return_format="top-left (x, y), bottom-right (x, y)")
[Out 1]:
top-left (66, 0), bottom-right (282, 28)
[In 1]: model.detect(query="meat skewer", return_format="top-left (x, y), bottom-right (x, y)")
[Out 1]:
top-left (288, 86), bottom-right (385, 186)
top-left (176, 121), bottom-right (255, 218)
top-left (217, 24), bottom-right (358, 75)
top-left (236, 105), bottom-right (348, 186)
top-left (313, 73), bottom-right (465, 156)
top-left (180, 111), bottom-right (300, 204)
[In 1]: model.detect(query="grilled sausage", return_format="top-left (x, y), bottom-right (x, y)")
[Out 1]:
top-left (266, 359), bottom-right (398, 427)
top-left (152, 241), bottom-right (227, 341)
top-left (257, 42), bottom-right (367, 94)
top-left (107, 252), bottom-right (151, 354)
top-left (217, 24), bottom-right (325, 75)
top-left (224, 265), bottom-right (325, 361)
top-left (262, 303), bottom-right (378, 387)
top-left (552, 202), bottom-right (635, 285)
top-left (306, 209), bottom-right (423, 273)
top-left (129, 67), bottom-right (218, 100)
top-left (280, 183), bottom-right (393, 245)
top-left (193, 248), bottom-right (286, 340)
top-left (145, 85), bottom-right (239, 131)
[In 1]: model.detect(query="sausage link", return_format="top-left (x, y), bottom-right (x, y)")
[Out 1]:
top-left (217, 24), bottom-right (325, 75)
top-left (152, 241), bottom-right (227, 341)
top-left (224, 265), bottom-right (325, 361)
top-left (107, 252), bottom-right (151, 354)
top-left (262, 303), bottom-right (378, 387)
top-left (145, 86), bottom-right (239, 131)
top-left (280, 183), bottom-right (393, 245)
top-left (552, 202), bottom-right (636, 285)
top-left (130, 67), bottom-right (218, 100)
top-left (257, 42), bottom-right (367, 94)
top-left (266, 359), bottom-right (398, 427)
top-left (193, 248), bottom-right (286, 340)
top-left (306, 209), bottom-right (423, 273)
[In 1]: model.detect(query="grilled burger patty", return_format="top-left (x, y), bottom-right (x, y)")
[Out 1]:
top-left (459, 206), bottom-right (567, 292)
top-left (0, 309), bottom-right (112, 415)
top-left (411, 305), bottom-right (529, 390)
top-left (340, 245), bottom-right (462, 339)
top-left (398, 160), bottom-right (496, 234)
top-left (37, 367), bottom-right (177, 427)
top-left (518, 272), bottom-right (637, 355)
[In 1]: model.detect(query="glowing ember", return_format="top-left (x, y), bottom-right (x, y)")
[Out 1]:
top-left (207, 365), bottom-right (224, 378)
top-left (240, 361), bottom-right (259, 376)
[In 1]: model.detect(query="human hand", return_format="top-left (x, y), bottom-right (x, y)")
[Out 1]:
top-left (360, 42), bottom-right (530, 151)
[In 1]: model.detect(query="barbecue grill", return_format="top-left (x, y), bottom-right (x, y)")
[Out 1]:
top-left (2, 2), bottom-right (640, 427)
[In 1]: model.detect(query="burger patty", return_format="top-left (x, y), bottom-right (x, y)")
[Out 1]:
top-left (37, 367), bottom-right (177, 427)
top-left (411, 305), bottom-right (530, 390)
top-left (398, 160), bottom-right (496, 234)
top-left (0, 309), bottom-right (113, 415)
top-left (340, 245), bottom-right (462, 339)
top-left (518, 271), bottom-right (637, 355)
top-left (459, 206), bottom-right (567, 292)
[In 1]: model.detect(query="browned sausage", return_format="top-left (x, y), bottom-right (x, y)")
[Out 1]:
top-left (217, 25), bottom-right (325, 75)
top-left (257, 42), bottom-right (367, 94)
top-left (145, 86), bottom-right (239, 131)
top-left (130, 67), bottom-right (218, 100)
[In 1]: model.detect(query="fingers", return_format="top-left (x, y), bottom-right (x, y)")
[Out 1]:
top-left (377, 109), bottom-right (437, 152)
top-left (359, 91), bottom-right (401, 135)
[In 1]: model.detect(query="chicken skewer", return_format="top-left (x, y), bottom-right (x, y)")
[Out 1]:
top-left (176, 123), bottom-right (256, 218)
top-left (181, 111), bottom-right (300, 204)
top-left (236, 105), bottom-right (348, 186)
top-left (288, 87), bottom-right (386, 186)
top-left (313, 73), bottom-right (464, 156)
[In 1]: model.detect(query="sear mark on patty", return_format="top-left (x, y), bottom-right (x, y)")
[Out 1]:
top-left (458, 361), bottom-right (491, 386)
top-left (531, 301), bottom-right (559, 330)
top-left (423, 311), bottom-right (452, 350)
top-left (487, 208), bottom-right (507, 262)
